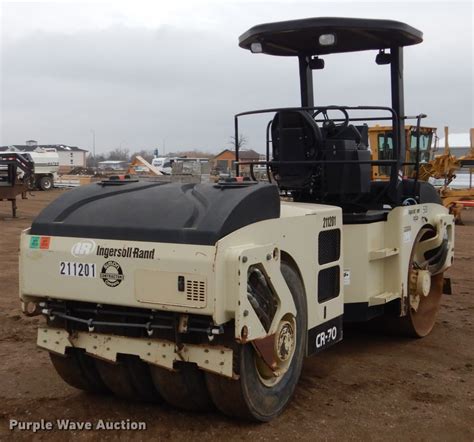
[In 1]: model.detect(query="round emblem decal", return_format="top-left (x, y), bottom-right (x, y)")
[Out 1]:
top-left (100, 260), bottom-right (124, 287)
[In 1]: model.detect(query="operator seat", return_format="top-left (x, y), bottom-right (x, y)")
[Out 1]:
top-left (271, 110), bottom-right (323, 189)
top-left (325, 124), bottom-right (369, 146)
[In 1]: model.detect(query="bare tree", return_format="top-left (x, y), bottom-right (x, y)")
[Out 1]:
top-left (131, 149), bottom-right (154, 163)
top-left (107, 148), bottom-right (130, 161)
top-left (166, 149), bottom-right (214, 158)
top-left (86, 153), bottom-right (105, 168)
top-left (229, 134), bottom-right (248, 149)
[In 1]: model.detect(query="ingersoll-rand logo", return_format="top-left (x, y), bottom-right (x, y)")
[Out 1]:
top-left (71, 240), bottom-right (97, 257)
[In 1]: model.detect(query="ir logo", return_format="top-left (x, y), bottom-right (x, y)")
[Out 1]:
top-left (71, 240), bottom-right (97, 257)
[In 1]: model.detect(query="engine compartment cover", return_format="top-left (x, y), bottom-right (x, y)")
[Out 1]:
top-left (30, 181), bottom-right (280, 245)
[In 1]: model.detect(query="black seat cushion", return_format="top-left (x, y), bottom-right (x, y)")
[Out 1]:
top-left (271, 110), bottom-right (323, 189)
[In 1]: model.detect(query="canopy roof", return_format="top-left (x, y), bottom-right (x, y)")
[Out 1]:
top-left (239, 17), bottom-right (423, 56)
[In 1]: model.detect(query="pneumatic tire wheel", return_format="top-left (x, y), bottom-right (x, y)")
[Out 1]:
top-left (38, 176), bottom-right (53, 191)
top-left (205, 261), bottom-right (307, 422)
top-left (49, 348), bottom-right (110, 393)
top-left (94, 355), bottom-right (162, 402)
top-left (150, 362), bottom-right (214, 411)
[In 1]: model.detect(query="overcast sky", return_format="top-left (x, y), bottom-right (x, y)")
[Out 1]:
top-left (0, 0), bottom-right (472, 154)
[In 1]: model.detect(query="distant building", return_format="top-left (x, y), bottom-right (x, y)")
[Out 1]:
top-left (212, 149), bottom-right (236, 174)
top-left (0, 141), bottom-right (87, 173)
top-left (240, 149), bottom-right (261, 162)
top-left (212, 148), bottom-right (261, 174)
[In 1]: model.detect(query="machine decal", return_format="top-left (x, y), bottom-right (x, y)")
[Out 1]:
top-left (100, 260), bottom-right (124, 287)
top-left (306, 315), bottom-right (343, 356)
top-left (322, 216), bottom-right (337, 228)
top-left (71, 240), bottom-right (96, 257)
top-left (96, 245), bottom-right (155, 260)
top-left (403, 226), bottom-right (412, 243)
top-left (29, 235), bottom-right (50, 249)
top-left (408, 207), bottom-right (420, 221)
top-left (40, 237), bottom-right (51, 249)
top-left (29, 236), bottom-right (40, 249)
top-left (59, 261), bottom-right (96, 278)
top-left (343, 270), bottom-right (351, 286)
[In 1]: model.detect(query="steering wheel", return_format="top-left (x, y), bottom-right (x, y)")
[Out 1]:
top-left (312, 106), bottom-right (350, 138)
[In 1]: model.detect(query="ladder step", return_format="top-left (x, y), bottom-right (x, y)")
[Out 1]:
top-left (369, 291), bottom-right (399, 306)
top-left (369, 247), bottom-right (399, 261)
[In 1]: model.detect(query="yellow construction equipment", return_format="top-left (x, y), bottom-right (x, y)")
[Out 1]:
top-left (369, 125), bottom-right (474, 222)
top-left (425, 127), bottom-right (474, 222)
top-left (369, 124), bottom-right (437, 180)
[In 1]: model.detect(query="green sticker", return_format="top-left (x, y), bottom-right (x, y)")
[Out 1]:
top-left (29, 236), bottom-right (40, 249)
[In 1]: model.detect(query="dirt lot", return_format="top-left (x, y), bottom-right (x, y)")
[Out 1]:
top-left (0, 190), bottom-right (473, 441)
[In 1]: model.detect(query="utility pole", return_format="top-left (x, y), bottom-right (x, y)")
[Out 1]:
top-left (91, 129), bottom-right (96, 168)
top-left (91, 130), bottom-right (96, 156)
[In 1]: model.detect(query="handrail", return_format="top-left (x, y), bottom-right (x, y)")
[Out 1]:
top-left (234, 105), bottom-right (401, 176)
top-left (233, 105), bottom-right (428, 204)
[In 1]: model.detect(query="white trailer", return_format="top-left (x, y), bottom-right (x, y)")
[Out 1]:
top-left (11, 148), bottom-right (59, 190)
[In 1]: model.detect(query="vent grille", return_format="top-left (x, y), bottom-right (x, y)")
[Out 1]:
top-left (186, 280), bottom-right (206, 303)
top-left (318, 266), bottom-right (340, 303)
top-left (318, 229), bottom-right (341, 265)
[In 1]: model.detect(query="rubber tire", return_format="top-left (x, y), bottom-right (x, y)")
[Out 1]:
top-left (205, 261), bottom-right (307, 422)
top-left (150, 363), bottom-right (214, 411)
top-left (95, 356), bottom-right (161, 402)
top-left (39, 176), bottom-right (53, 191)
top-left (49, 348), bottom-right (110, 393)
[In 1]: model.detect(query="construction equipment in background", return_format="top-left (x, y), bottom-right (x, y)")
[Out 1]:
top-left (151, 156), bottom-right (170, 173)
top-left (151, 157), bottom-right (211, 175)
top-left (20, 17), bottom-right (455, 422)
top-left (171, 158), bottom-right (211, 177)
top-left (27, 148), bottom-right (59, 190)
top-left (369, 125), bottom-right (437, 180)
top-left (127, 155), bottom-right (163, 177)
top-left (369, 125), bottom-right (474, 222)
top-left (0, 152), bottom-right (34, 217)
top-left (128, 156), bottom-right (212, 185)
top-left (422, 127), bottom-right (474, 223)
top-left (4, 147), bottom-right (59, 190)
